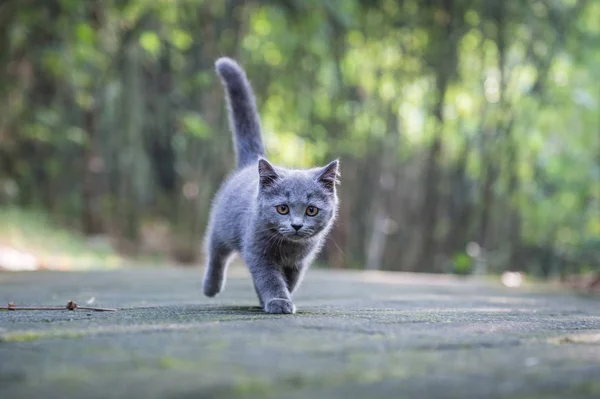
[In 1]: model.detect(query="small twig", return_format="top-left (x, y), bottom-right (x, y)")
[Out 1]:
top-left (1, 301), bottom-right (118, 312)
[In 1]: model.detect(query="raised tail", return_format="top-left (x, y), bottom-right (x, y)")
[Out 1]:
top-left (215, 57), bottom-right (266, 169)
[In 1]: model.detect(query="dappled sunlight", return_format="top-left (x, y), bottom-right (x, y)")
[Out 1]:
top-left (0, 208), bottom-right (122, 271)
top-left (0, 246), bottom-right (38, 271)
top-left (502, 272), bottom-right (523, 288)
top-left (0, 0), bottom-right (598, 280)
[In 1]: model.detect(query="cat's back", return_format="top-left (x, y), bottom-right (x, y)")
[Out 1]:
top-left (208, 165), bottom-right (258, 247)
top-left (218, 165), bottom-right (258, 204)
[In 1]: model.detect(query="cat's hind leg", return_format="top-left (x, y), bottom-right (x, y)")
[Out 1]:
top-left (202, 238), bottom-right (233, 297)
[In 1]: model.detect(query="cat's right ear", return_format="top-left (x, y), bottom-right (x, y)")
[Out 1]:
top-left (315, 159), bottom-right (340, 193)
top-left (258, 158), bottom-right (279, 188)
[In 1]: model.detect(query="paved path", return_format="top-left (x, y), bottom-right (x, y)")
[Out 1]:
top-left (1, 267), bottom-right (599, 399)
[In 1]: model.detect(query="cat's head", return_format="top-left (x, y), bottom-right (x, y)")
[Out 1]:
top-left (256, 158), bottom-right (340, 241)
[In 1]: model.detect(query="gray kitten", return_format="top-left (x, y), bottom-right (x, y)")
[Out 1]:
top-left (202, 57), bottom-right (340, 314)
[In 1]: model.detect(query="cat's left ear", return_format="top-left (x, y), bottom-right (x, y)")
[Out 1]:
top-left (315, 159), bottom-right (340, 193)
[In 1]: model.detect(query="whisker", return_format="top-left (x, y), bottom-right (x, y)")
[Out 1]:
top-left (330, 238), bottom-right (345, 258)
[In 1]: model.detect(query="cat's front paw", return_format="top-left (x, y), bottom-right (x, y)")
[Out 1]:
top-left (264, 298), bottom-right (296, 314)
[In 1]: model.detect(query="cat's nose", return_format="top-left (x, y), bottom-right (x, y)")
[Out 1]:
top-left (291, 224), bottom-right (303, 231)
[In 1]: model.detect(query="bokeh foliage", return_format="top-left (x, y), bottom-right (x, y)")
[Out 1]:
top-left (0, 0), bottom-right (598, 276)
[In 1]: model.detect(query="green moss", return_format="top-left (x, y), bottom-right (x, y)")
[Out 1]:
top-left (0, 331), bottom-right (48, 342)
top-left (550, 333), bottom-right (600, 345)
top-left (156, 356), bottom-right (202, 370)
top-left (296, 310), bottom-right (329, 316)
top-left (0, 330), bottom-right (86, 342)
top-left (231, 377), bottom-right (274, 396)
top-left (217, 361), bottom-right (418, 398)
top-left (574, 379), bottom-right (600, 395)
top-left (48, 368), bottom-right (95, 385)
top-left (157, 356), bottom-right (179, 369)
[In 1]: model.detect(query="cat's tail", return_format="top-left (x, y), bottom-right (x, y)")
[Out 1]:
top-left (215, 57), bottom-right (266, 169)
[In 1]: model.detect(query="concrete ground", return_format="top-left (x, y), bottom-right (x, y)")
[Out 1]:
top-left (1, 266), bottom-right (599, 399)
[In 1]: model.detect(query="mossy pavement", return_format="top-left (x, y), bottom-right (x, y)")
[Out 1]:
top-left (1, 267), bottom-right (599, 399)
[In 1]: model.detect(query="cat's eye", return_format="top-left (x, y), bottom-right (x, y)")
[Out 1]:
top-left (305, 206), bottom-right (319, 216)
top-left (276, 205), bottom-right (289, 215)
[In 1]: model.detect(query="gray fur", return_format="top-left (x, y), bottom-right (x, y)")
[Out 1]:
top-left (215, 58), bottom-right (266, 169)
top-left (202, 57), bottom-right (340, 314)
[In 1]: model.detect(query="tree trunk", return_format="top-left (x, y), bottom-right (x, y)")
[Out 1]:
top-left (82, 107), bottom-right (104, 235)
top-left (366, 109), bottom-right (398, 270)
top-left (416, 74), bottom-right (447, 272)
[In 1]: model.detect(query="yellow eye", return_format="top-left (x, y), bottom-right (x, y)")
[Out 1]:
top-left (306, 206), bottom-right (319, 216)
top-left (276, 205), bottom-right (289, 215)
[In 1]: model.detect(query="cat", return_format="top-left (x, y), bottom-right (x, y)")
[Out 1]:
top-left (202, 57), bottom-right (340, 314)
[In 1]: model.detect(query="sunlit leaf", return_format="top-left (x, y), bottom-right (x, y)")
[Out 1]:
top-left (170, 29), bottom-right (193, 51)
top-left (139, 31), bottom-right (161, 57)
top-left (180, 112), bottom-right (210, 139)
top-left (76, 23), bottom-right (95, 45)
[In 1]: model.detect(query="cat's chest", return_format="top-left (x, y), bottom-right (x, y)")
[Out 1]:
top-left (263, 241), bottom-right (312, 265)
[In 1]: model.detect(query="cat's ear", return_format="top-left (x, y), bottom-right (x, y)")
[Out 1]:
top-left (258, 158), bottom-right (279, 188)
top-left (315, 159), bottom-right (340, 193)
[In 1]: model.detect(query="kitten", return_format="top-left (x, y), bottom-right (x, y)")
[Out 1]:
top-left (202, 57), bottom-right (340, 314)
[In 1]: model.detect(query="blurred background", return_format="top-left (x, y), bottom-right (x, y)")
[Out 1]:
top-left (0, 0), bottom-right (598, 285)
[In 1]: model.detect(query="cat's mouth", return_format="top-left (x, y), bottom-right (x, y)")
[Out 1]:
top-left (268, 226), bottom-right (314, 242)
top-left (287, 232), bottom-right (306, 241)
top-left (283, 230), bottom-right (314, 242)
